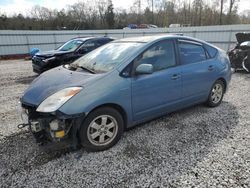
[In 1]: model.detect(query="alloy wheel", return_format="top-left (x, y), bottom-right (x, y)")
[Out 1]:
top-left (87, 115), bottom-right (118, 146)
top-left (211, 83), bottom-right (223, 104)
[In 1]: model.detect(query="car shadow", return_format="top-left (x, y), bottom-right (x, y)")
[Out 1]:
top-left (0, 101), bottom-right (239, 186)
top-left (116, 101), bottom-right (239, 186)
top-left (234, 69), bottom-right (249, 74)
top-left (15, 75), bottom-right (37, 85)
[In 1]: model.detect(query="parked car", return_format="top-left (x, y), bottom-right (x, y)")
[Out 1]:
top-left (123, 24), bottom-right (158, 29)
top-left (32, 36), bottom-right (114, 74)
top-left (127, 24), bottom-right (138, 29)
top-left (228, 32), bottom-right (250, 72)
top-left (148, 24), bottom-right (158, 28)
top-left (20, 35), bottom-right (231, 151)
top-left (137, 24), bottom-right (149, 29)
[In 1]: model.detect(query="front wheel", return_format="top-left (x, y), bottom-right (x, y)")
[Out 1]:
top-left (79, 107), bottom-right (124, 151)
top-left (206, 80), bottom-right (225, 107)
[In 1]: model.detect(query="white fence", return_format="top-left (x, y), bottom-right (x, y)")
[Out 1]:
top-left (0, 24), bottom-right (250, 56)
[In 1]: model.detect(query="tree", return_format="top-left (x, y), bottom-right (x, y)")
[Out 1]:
top-left (0, 13), bottom-right (7, 29)
top-left (229, 0), bottom-right (238, 14)
top-left (163, 1), bottom-right (175, 26)
top-left (97, 0), bottom-right (108, 27)
top-left (219, 0), bottom-right (226, 25)
top-left (0, 0), bottom-right (249, 30)
top-left (132, 0), bottom-right (142, 24)
top-left (67, 2), bottom-right (87, 30)
top-left (147, 0), bottom-right (154, 23)
top-left (105, 0), bottom-right (115, 28)
top-left (227, 0), bottom-right (240, 24)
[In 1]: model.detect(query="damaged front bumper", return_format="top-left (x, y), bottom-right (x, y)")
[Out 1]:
top-left (19, 103), bottom-right (85, 150)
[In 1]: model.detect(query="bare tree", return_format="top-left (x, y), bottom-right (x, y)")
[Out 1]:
top-left (147, 0), bottom-right (154, 23)
top-left (105, 0), bottom-right (115, 28)
top-left (219, 0), bottom-right (227, 25)
top-left (96, 0), bottom-right (108, 27)
top-left (0, 0), bottom-right (249, 30)
top-left (229, 0), bottom-right (239, 14)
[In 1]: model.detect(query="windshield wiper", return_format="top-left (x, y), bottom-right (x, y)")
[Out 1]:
top-left (77, 65), bottom-right (96, 74)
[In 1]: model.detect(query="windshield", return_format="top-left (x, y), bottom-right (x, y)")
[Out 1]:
top-left (72, 42), bottom-right (143, 73)
top-left (58, 40), bottom-right (83, 52)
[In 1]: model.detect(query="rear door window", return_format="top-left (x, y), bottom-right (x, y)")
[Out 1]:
top-left (80, 40), bottom-right (96, 52)
top-left (178, 41), bottom-right (207, 65)
top-left (96, 39), bottom-right (110, 47)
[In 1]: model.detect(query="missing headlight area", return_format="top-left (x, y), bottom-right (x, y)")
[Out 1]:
top-left (228, 32), bottom-right (250, 73)
top-left (21, 103), bottom-right (82, 150)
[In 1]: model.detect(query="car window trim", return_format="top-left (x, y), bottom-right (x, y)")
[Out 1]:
top-left (178, 39), bottom-right (203, 46)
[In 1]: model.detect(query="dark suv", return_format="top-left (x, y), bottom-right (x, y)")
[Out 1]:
top-left (32, 36), bottom-right (114, 74)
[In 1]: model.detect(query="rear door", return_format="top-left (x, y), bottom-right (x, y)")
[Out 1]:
top-left (177, 40), bottom-right (217, 103)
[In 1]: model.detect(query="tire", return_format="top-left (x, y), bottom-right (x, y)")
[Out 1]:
top-left (242, 57), bottom-right (250, 73)
top-left (79, 107), bottom-right (124, 151)
top-left (206, 80), bottom-right (225, 107)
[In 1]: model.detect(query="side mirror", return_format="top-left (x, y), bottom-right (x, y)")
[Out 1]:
top-left (135, 64), bottom-right (153, 74)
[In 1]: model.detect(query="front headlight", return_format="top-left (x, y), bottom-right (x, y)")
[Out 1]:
top-left (43, 56), bottom-right (56, 63)
top-left (36, 87), bottom-right (82, 112)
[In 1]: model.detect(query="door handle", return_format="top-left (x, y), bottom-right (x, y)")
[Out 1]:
top-left (208, 65), bottom-right (214, 71)
top-left (171, 74), bottom-right (181, 80)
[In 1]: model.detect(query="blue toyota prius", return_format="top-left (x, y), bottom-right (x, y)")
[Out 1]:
top-left (20, 35), bottom-right (231, 151)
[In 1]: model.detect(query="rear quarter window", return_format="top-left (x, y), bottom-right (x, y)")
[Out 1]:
top-left (204, 44), bottom-right (218, 58)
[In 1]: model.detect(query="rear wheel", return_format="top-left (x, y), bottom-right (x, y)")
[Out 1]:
top-left (206, 80), bottom-right (225, 107)
top-left (79, 107), bottom-right (124, 151)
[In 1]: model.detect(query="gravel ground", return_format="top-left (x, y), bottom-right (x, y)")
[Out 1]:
top-left (0, 59), bottom-right (249, 187)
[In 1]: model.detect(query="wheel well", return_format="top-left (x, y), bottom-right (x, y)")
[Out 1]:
top-left (217, 77), bottom-right (227, 92)
top-left (88, 103), bottom-right (128, 128)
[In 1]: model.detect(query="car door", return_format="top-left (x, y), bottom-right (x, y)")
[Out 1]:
top-left (177, 40), bottom-right (217, 104)
top-left (131, 39), bottom-right (182, 122)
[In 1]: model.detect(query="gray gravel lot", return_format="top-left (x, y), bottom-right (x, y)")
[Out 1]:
top-left (0, 59), bottom-right (249, 187)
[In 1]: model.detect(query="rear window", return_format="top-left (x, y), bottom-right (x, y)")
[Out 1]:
top-left (204, 44), bottom-right (218, 58)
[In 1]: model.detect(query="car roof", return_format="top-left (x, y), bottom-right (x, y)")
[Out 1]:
top-left (71, 36), bottom-right (113, 42)
top-left (114, 34), bottom-right (193, 43)
top-left (115, 35), bottom-right (169, 43)
top-left (113, 34), bottom-right (215, 47)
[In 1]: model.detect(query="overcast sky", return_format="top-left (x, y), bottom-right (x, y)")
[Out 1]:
top-left (0, 0), bottom-right (249, 16)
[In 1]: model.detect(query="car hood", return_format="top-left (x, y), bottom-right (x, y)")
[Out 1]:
top-left (235, 33), bottom-right (250, 44)
top-left (35, 50), bottom-right (71, 58)
top-left (21, 67), bottom-right (104, 106)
